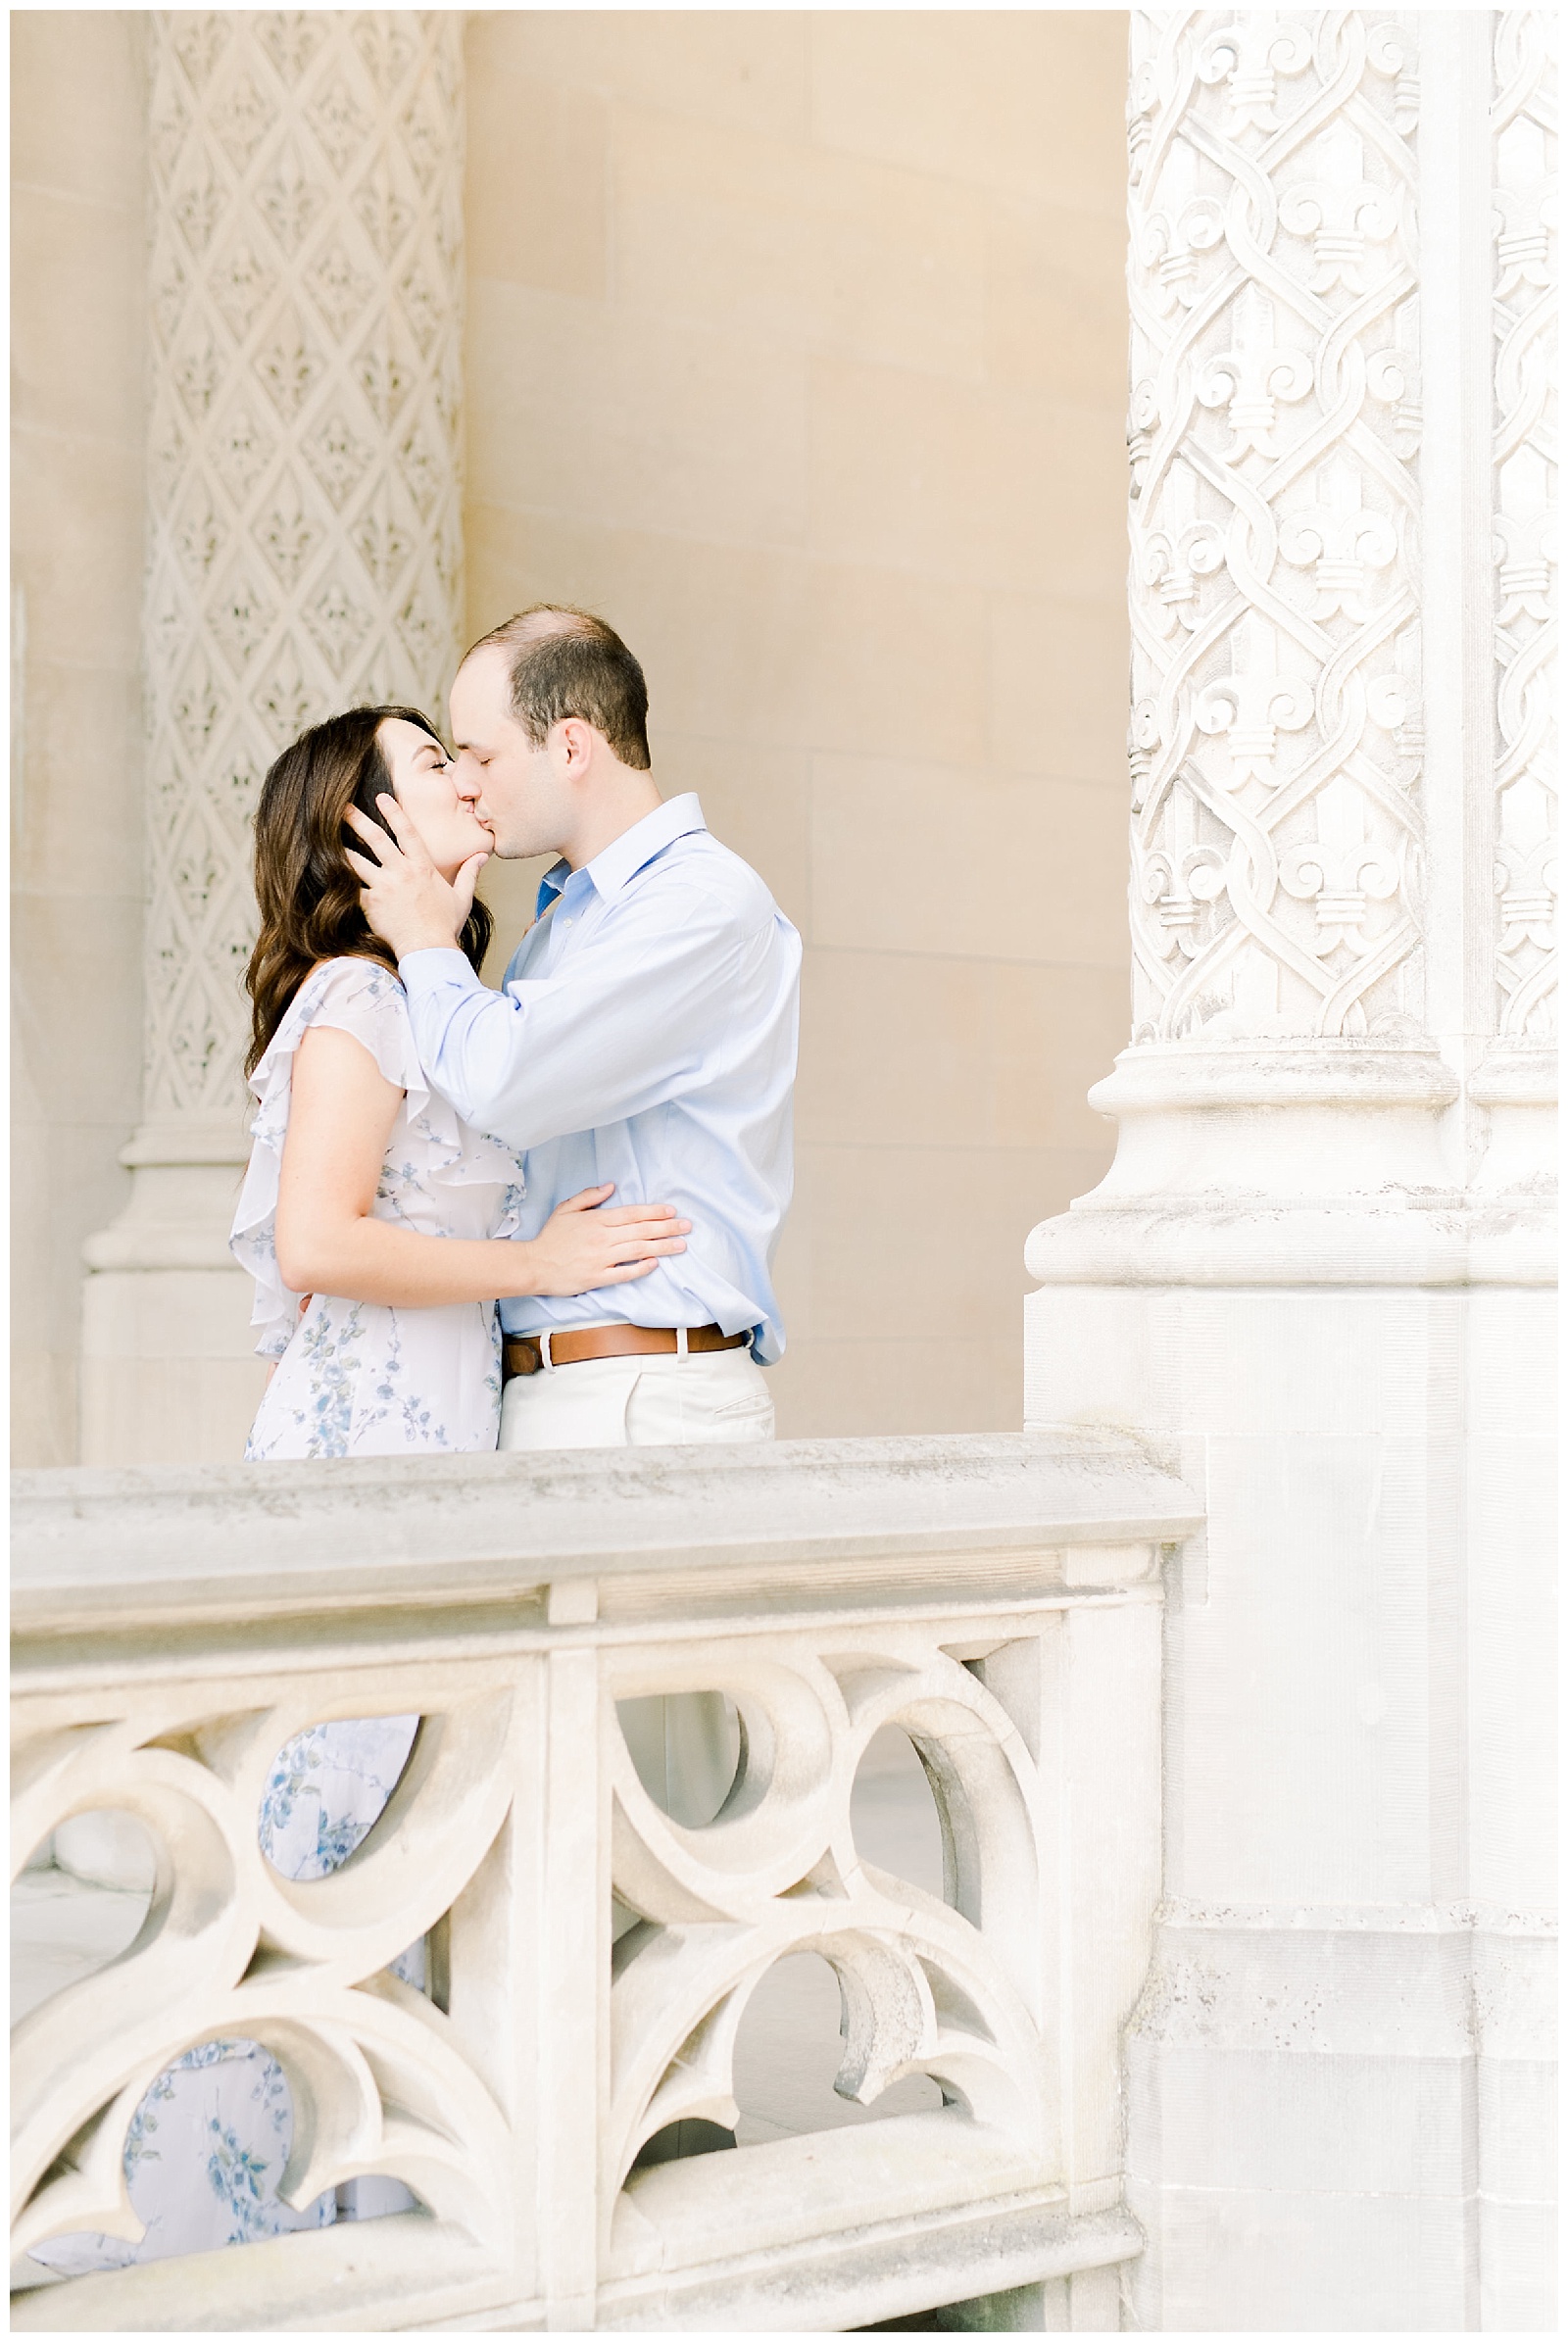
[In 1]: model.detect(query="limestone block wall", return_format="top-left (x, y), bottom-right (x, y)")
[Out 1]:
top-left (461, 11), bottom-right (1132, 1439)
top-left (10, 13), bottom-right (148, 1467)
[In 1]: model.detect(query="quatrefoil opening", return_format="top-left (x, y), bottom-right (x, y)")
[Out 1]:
top-left (16, 2017), bottom-right (461, 2282)
top-left (829, 1659), bottom-right (1043, 1991)
top-left (257, 1709), bottom-right (421, 1882)
top-left (616, 1692), bottom-right (743, 1830)
top-left (14, 1811), bottom-right (160, 2026)
top-left (847, 1723), bottom-right (946, 1901)
top-left (250, 1691), bottom-right (516, 1976)
top-left (731, 1949), bottom-right (944, 2143)
top-left (611, 1916), bottom-right (1041, 2190)
top-left (13, 1781), bottom-right (249, 2223)
top-left (609, 1657), bottom-right (841, 1922)
top-left (16, 1946), bottom-right (507, 2270)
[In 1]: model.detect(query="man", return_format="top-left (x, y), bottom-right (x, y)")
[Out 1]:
top-left (347, 605), bottom-right (802, 1462)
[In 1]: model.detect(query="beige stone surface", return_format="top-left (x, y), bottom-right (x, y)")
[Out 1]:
top-left (808, 12), bottom-right (1128, 210)
top-left (782, 1141), bottom-right (1108, 1348)
top-left (10, 12), bottom-right (147, 1467)
top-left (990, 593), bottom-right (1132, 783)
top-left (463, 13), bottom-right (1130, 1435)
top-left (810, 755), bottom-right (1130, 967)
top-left (796, 953), bottom-right (1128, 1154)
top-left (611, 107), bottom-right (991, 379)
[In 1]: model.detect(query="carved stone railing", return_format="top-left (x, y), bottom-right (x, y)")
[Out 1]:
top-left (11, 1434), bottom-right (1199, 2332)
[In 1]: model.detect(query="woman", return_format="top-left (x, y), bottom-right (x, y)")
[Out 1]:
top-left (233, 702), bottom-right (689, 1461)
top-left (33, 707), bottom-right (690, 2281)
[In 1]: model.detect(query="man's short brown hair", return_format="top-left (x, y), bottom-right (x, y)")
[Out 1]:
top-left (466, 605), bottom-right (651, 769)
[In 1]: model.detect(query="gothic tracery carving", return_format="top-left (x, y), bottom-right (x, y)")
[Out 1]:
top-left (12, 1687), bottom-right (515, 2265)
top-left (12, 1615), bottom-right (1070, 2314)
top-left (144, 12), bottom-right (464, 1121)
top-left (1492, 11), bottom-right (1558, 1046)
top-left (1127, 12), bottom-right (1424, 1044)
top-left (606, 1643), bottom-right (1047, 2196)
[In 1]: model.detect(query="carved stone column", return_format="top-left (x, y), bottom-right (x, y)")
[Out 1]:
top-left (80, 11), bottom-right (465, 1464)
top-left (1027, 13), bottom-right (1555, 2327)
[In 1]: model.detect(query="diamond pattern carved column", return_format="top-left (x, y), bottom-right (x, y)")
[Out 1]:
top-left (80, 11), bottom-right (465, 1465)
top-left (1027, 14), bottom-right (1556, 2328)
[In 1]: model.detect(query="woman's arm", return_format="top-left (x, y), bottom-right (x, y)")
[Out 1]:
top-left (272, 1025), bottom-right (688, 1307)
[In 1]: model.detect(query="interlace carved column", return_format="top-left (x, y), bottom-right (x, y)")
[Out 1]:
top-left (1027, 14), bottom-right (1556, 2328)
top-left (1125, 10), bottom-right (1424, 1054)
top-left (80, 10), bottom-right (465, 1465)
top-left (1489, 10), bottom-right (1558, 1056)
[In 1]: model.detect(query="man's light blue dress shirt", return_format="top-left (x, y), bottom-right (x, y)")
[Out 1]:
top-left (398, 796), bottom-right (801, 1364)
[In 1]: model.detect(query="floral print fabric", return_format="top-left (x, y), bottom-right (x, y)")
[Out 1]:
top-left (258, 1713), bottom-right (423, 1882)
top-left (31, 2039), bottom-right (333, 2277)
top-left (229, 954), bottom-right (527, 1461)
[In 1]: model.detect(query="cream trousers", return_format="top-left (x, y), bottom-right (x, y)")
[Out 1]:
top-left (497, 1343), bottom-right (774, 1452)
top-left (499, 1342), bottom-right (774, 1829)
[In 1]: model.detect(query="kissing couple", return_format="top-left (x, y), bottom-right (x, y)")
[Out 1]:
top-left (230, 602), bottom-right (802, 1464)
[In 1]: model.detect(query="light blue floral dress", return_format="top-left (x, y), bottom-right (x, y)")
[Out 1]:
top-left (232, 953), bottom-right (527, 1460)
top-left (28, 962), bottom-right (526, 2282)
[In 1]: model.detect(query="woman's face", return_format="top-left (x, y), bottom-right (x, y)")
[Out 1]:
top-left (375, 718), bottom-right (492, 881)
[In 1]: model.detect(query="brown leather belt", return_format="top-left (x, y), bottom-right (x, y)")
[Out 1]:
top-left (503, 1323), bottom-right (750, 1381)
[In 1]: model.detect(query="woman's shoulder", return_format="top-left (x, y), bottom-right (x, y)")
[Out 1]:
top-left (253, 955), bottom-right (416, 1091)
top-left (282, 955), bottom-right (408, 1035)
top-left (297, 954), bottom-right (408, 1011)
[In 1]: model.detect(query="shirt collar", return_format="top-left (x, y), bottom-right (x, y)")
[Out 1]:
top-left (537, 794), bottom-right (708, 916)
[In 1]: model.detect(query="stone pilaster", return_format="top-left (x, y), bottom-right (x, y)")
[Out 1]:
top-left (1027, 12), bottom-right (1555, 2328)
top-left (80, 10), bottom-right (465, 1464)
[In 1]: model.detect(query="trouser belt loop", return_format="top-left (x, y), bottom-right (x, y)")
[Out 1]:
top-left (675, 1326), bottom-right (690, 1360)
top-left (538, 1329), bottom-right (555, 1374)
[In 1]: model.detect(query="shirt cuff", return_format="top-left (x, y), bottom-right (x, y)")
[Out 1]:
top-left (397, 946), bottom-right (476, 998)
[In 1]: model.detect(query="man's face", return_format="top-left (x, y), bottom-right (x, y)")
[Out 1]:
top-left (448, 646), bottom-right (568, 859)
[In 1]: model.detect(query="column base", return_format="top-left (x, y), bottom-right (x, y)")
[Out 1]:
top-left (79, 1119), bottom-right (264, 1467)
top-left (1124, 1907), bottom-right (1556, 2333)
top-left (1024, 1055), bottom-right (1556, 2332)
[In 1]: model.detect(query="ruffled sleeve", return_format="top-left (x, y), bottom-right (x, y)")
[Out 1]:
top-left (227, 958), bottom-right (423, 1359)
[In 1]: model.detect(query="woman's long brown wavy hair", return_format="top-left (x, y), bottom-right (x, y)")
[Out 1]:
top-left (245, 706), bottom-right (492, 1075)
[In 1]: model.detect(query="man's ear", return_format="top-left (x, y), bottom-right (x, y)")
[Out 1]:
top-left (557, 716), bottom-right (596, 773)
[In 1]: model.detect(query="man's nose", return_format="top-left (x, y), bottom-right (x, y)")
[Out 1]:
top-left (451, 755), bottom-right (482, 803)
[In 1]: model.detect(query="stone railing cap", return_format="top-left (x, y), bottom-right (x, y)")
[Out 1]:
top-left (12, 1431), bottom-right (1201, 1629)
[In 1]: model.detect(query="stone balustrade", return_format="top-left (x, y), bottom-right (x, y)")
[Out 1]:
top-left (11, 1433), bottom-right (1199, 2332)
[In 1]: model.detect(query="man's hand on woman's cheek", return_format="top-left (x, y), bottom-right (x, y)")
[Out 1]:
top-left (345, 796), bottom-right (486, 959)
